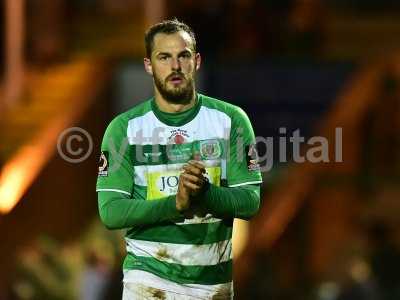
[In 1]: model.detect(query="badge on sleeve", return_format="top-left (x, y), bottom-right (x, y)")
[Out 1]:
top-left (245, 144), bottom-right (260, 172)
top-left (98, 151), bottom-right (109, 177)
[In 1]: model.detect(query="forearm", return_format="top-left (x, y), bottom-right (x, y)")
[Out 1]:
top-left (97, 191), bottom-right (182, 229)
top-left (203, 184), bottom-right (260, 219)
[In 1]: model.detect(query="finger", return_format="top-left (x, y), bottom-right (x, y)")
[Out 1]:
top-left (182, 175), bottom-right (202, 187)
top-left (183, 164), bottom-right (204, 176)
top-left (182, 180), bottom-right (201, 191)
top-left (188, 160), bottom-right (206, 172)
top-left (181, 173), bottom-right (203, 184)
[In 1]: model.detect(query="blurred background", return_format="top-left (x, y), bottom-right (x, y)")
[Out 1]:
top-left (0, 0), bottom-right (400, 299)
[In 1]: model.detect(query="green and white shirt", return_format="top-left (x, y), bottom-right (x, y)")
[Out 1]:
top-left (96, 93), bottom-right (262, 298)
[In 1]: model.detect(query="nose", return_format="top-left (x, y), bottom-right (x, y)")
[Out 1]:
top-left (171, 57), bottom-right (181, 71)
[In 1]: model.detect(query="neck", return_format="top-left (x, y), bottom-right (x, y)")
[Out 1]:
top-left (154, 88), bottom-right (196, 113)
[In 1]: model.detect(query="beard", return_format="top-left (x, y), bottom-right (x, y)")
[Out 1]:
top-left (154, 72), bottom-right (195, 105)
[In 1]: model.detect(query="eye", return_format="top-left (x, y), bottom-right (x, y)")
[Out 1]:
top-left (180, 52), bottom-right (191, 59)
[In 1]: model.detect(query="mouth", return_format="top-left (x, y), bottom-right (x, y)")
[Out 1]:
top-left (168, 74), bottom-right (184, 85)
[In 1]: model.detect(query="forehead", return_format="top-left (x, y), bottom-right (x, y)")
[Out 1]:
top-left (152, 31), bottom-right (194, 54)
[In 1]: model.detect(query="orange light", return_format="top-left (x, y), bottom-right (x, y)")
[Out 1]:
top-left (0, 60), bottom-right (99, 214)
top-left (0, 119), bottom-right (64, 214)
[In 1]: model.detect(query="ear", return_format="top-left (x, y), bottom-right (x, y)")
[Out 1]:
top-left (144, 57), bottom-right (153, 75)
top-left (195, 53), bottom-right (201, 71)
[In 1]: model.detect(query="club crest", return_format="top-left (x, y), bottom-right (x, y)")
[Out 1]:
top-left (200, 140), bottom-right (221, 160)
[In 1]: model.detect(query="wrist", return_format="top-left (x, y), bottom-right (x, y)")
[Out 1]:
top-left (176, 197), bottom-right (189, 212)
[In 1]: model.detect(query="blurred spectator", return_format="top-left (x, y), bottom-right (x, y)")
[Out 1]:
top-left (224, 0), bottom-right (266, 58)
top-left (166, 0), bottom-right (327, 59)
top-left (336, 257), bottom-right (380, 300)
top-left (13, 237), bottom-right (74, 300)
top-left (0, 2), bottom-right (4, 75)
top-left (168, 0), bottom-right (229, 60)
top-left (79, 250), bottom-right (111, 300)
top-left (286, 0), bottom-right (326, 57)
top-left (368, 222), bottom-right (400, 300)
top-left (27, 0), bottom-right (68, 64)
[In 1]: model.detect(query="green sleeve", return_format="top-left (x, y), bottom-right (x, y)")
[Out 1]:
top-left (98, 191), bottom-right (183, 229)
top-left (203, 184), bottom-right (260, 220)
top-left (227, 106), bottom-right (262, 187)
top-left (96, 116), bottom-right (134, 195)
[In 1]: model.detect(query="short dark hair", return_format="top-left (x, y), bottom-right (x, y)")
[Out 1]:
top-left (144, 18), bottom-right (197, 58)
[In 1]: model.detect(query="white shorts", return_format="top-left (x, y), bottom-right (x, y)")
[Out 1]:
top-left (122, 282), bottom-right (204, 300)
top-left (122, 270), bottom-right (233, 300)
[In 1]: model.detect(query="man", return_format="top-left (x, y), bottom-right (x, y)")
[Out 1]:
top-left (96, 19), bottom-right (262, 299)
